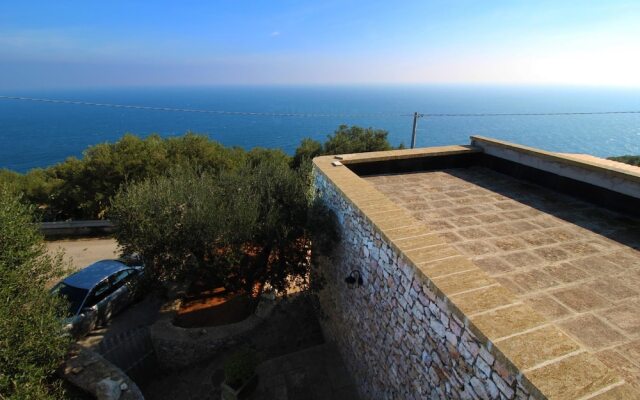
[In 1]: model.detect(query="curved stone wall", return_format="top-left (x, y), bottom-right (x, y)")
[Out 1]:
top-left (150, 295), bottom-right (275, 370)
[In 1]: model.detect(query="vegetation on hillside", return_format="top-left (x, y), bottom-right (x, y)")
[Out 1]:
top-left (0, 125), bottom-right (392, 394)
top-left (292, 124), bottom-right (398, 168)
top-left (0, 125), bottom-right (398, 221)
top-left (0, 187), bottom-right (71, 399)
top-left (110, 158), bottom-right (338, 292)
top-left (110, 144), bottom-right (345, 291)
top-left (608, 155), bottom-right (640, 166)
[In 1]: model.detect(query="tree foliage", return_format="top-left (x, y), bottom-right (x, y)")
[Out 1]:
top-left (291, 124), bottom-right (396, 169)
top-left (608, 155), bottom-right (640, 166)
top-left (111, 165), bottom-right (259, 284)
top-left (111, 149), bottom-right (337, 293)
top-left (0, 187), bottom-right (70, 399)
top-left (1, 133), bottom-right (246, 221)
top-left (1, 125), bottom-right (395, 222)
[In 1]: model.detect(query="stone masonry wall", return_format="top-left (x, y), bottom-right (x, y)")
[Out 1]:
top-left (314, 170), bottom-right (536, 400)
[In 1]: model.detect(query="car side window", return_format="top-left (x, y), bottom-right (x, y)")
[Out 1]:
top-left (111, 269), bottom-right (131, 289)
top-left (85, 279), bottom-right (111, 308)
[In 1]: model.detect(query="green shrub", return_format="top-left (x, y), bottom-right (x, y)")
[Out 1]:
top-left (292, 124), bottom-right (397, 172)
top-left (223, 348), bottom-right (259, 389)
top-left (323, 124), bottom-right (393, 155)
top-left (110, 165), bottom-right (259, 284)
top-left (0, 186), bottom-right (71, 399)
top-left (608, 155), bottom-right (640, 166)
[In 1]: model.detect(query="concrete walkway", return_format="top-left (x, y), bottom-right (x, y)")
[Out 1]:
top-left (250, 343), bottom-right (359, 400)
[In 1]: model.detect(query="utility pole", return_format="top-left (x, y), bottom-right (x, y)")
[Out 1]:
top-left (411, 112), bottom-right (421, 149)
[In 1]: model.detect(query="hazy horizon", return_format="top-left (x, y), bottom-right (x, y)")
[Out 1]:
top-left (2, 1), bottom-right (640, 90)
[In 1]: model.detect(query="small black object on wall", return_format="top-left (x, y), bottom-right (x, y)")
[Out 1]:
top-left (345, 270), bottom-right (363, 288)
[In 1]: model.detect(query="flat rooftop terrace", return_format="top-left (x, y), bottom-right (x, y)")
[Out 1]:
top-left (365, 167), bottom-right (640, 390)
top-left (314, 136), bottom-right (640, 398)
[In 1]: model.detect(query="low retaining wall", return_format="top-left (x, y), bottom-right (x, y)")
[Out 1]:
top-left (150, 294), bottom-right (276, 370)
top-left (314, 170), bottom-right (536, 399)
top-left (40, 220), bottom-right (115, 238)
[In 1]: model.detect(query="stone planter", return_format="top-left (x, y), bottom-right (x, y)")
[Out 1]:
top-left (220, 374), bottom-right (258, 400)
top-left (150, 293), bottom-right (276, 370)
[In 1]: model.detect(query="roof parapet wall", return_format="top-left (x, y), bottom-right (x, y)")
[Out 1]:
top-left (470, 135), bottom-right (640, 199)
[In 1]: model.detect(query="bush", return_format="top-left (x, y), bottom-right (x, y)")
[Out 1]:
top-left (0, 186), bottom-right (71, 399)
top-left (323, 124), bottom-right (393, 155)
top-left (291, 124), bottom-right (397, 171)
top-left (223, 348), bottom-right (259, 389)
top-left (608, 155), bottom-right (640, 166)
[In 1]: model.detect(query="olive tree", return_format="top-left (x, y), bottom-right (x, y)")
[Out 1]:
top-left (111, 166), bottom-right (259, 285)
top-left (0, 187), bottom-right (70, 399)
top-left (111, 150), bottom-right (338, 294)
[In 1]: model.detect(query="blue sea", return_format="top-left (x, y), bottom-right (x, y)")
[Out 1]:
top-left (1, 85), bottom-right (639, 172)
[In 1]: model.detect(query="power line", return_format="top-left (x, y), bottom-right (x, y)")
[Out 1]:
top-left (2, 95), bottom-right (640, 118)
top-left (0, 95), bottom-right (397, 118)
top-left (408, 111), bottom-right (640, 117)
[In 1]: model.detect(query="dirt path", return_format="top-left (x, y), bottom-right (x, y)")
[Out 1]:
top-left (46, 237), bottom-right (120, 271)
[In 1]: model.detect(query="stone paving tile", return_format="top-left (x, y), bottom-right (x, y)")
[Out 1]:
top-left (551, 286), bottom-right (613, 313)
top-left (542, 263), bottom-right (589, 284)
top-left (597, 300), bottom-right (640, 336)
top-left (526, 352), bottom-right (622, 400)
top-left (522, 294), bottom-right (572, 321)
top-left (449, 285), bottom-right (515, 316)
top-left (510, 269), bottom-right (559, 292)
top-left (595, 349), bottom-right (640, 392)
top-left (587, 277), bottom-right (639, 302)
top-left (495, 325), bottom-right (580, 371)
top-left (470, 303), bottom-right (546, 340)
top-left (472, 256), bottom-right (514, 274)
top-left (364, 167), bottom-right (640, 391)
top-left (557, 314), bottom-right (626, 351)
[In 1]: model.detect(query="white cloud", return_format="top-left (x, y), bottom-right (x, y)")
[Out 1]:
top-left (270, 31), bottom-right (281, 37)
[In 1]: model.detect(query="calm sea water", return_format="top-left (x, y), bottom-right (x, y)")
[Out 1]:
top-left (1, 85), bottom-right (639, 172)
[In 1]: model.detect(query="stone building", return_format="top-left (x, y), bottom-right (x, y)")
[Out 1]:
top-left (313, 136), bottom-right (640, 399)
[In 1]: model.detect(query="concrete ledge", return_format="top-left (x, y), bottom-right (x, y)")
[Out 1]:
top-left (470, 135), bottom-right (640, 198)
top-left (328, 145), bottom-right (480, 164)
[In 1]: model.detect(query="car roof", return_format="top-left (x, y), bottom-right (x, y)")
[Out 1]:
top-left (63, 260), bottom-right (130, 290)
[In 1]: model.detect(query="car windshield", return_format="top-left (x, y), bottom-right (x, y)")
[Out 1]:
top-left (52, 283), bottom-right (89, 317)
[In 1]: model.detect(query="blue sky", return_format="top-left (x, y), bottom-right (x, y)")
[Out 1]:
top-left (1, 1), bottom-right (640, 89)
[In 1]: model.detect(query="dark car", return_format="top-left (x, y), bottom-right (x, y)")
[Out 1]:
top-left (51, 258), bottom-right (144, 337)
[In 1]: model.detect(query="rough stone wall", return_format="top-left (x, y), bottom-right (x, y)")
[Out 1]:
top-left (314, 171), bottom-right (535, 400)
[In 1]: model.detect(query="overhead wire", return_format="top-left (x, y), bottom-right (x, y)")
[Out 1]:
top-left (0, 96), bottom-right (397, 118)
top-left (2, 95), bottom-right (640, 118)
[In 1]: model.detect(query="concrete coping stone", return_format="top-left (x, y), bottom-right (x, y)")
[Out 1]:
top-left (330, 144), bottom-right (480, 165)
